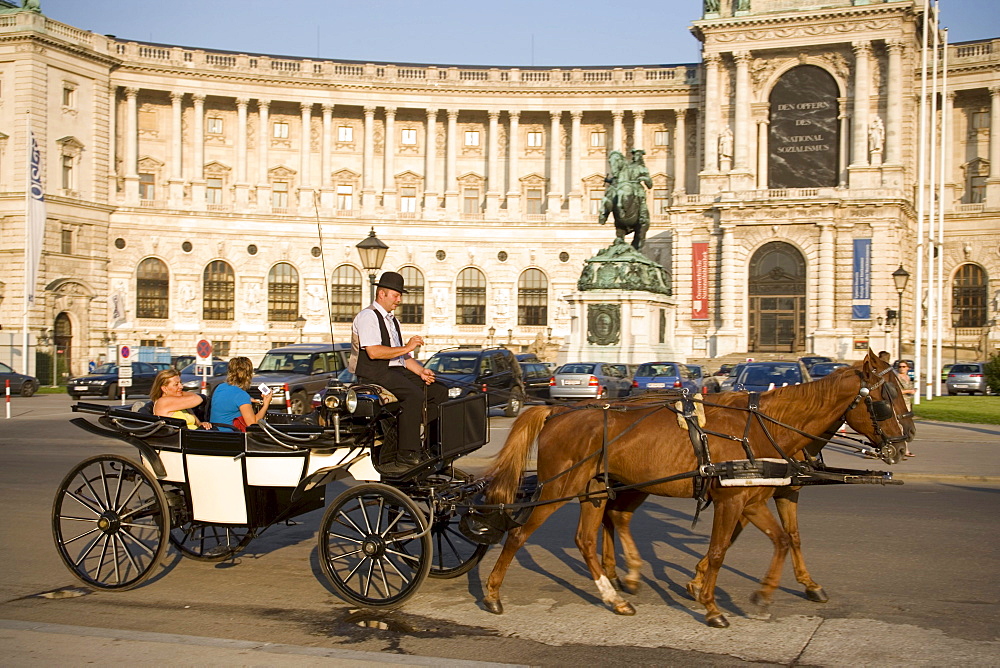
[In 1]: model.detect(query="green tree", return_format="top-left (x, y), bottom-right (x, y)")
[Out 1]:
top-left (985, 354), bottom-right (1000, 394)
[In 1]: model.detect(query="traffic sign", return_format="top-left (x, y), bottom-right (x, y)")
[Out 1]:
top-left (196, 339), bottom-right (213, 363)
top-left (120, 345), bottom-right (132, 360)
top-left (117, 366), bottom-right (133, 379)
top-left (119, 378), bottom-right (133, 387)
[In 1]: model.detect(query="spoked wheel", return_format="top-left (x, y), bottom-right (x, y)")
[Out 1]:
top-left (170, 522), bottom-right (252, 561)
top-left (427, 468), bottom-right (489, 579)
top-left (319, 483), bottom-right (431, 608)
top-left (52, 454), bottom-right (169, 590)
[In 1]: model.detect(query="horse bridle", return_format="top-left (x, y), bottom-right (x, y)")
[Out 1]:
top-left (845, 365), bottom-right (912, 446)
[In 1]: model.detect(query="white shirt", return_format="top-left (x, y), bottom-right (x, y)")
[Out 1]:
top-left (352, 302), bottom-right (408, 367)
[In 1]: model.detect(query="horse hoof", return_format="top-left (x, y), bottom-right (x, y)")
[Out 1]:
top-left (706, 614), bottom-right (730, 628)
top-left (483, 599), bottom-right (504, 615)
top-left (622, 579), bottom-right (641, 595)
top-left (749, 591), bottom-right (771, 608)
top-left (613, 601), bottom-right (636, 616)
top-left (805, 587), bottom-right (829, 603)
top-left (609, 577), bottom-right (623, 591)
top-left (686, 581), bottom-right (702, 601)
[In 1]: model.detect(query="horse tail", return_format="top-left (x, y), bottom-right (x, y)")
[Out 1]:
top-left (486, 405), bottom-right (554, 505)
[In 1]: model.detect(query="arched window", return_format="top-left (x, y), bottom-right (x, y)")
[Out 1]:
top-left (136, 257), bottom-right (169, 319)
top-left (953, 263), bottom-right (988, 327)
top-left (330, 264), bottom-right (362, 323)
top-left (267, 262), bottom-right (299, 321)
top-left (203, 260), bottom-right (235, 320)
top-left (456, 267), bottom-right (486, 325)
top-left (397, 266), bottom-right (425, 324)
top-left (518, 268), bottom-right (548, 326)
top-left (748, 241), bottom-right (806, 353)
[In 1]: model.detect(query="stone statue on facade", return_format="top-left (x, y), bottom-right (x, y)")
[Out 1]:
top-left (718, 127), bottom-right (734, 168)
top-left (598, 149), bottom-right (652, 250)
top-left (703, 0), bottom-right (720, 14)
top-left (735, 0), bottom-right (751, 14)
top-left (869, 116), bottom-right (885, 156)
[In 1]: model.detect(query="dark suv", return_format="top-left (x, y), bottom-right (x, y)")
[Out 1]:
top-left (250, 343), bottom-right (350, 414)
top-left (424, 347), bottom-right (525, 416)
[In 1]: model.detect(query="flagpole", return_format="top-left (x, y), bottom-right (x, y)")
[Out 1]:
top-left (24, 111), bottom-right (46, 377)
top-left (22, 111), bottom-right (31, 376)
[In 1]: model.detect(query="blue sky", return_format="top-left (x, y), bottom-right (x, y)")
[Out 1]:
top-left (43, 0), bottom-right (1000, 67)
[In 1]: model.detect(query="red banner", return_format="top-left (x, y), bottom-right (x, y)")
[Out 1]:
top-left (692, 242), bottom-right (709, 320)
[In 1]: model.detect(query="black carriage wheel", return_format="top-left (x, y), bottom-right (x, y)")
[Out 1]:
top-left (170, 522), bottom-right (253, 562)
top-left (51, 454), bottom-right (169, 590)
top-left (428, 467), bottom-right (489, 579)
top-left (319, 483), bottom-right (431, 608)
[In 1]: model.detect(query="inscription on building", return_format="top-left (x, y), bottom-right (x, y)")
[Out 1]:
top-left (768, 66), bottom-right (839, 188)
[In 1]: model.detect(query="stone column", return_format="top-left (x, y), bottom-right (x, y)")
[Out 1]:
top-left (756, 118), bottom-right (769, 189)
top-left (632, 110), bottom-right (644, 150)
top-left (611, 110), bottom-right (624, 153)
top-left (299, 102), bottom-right (313, 208)
top-left (362, 105), bottom-right (377, 213)
top-left (191, 92), bottom-right (206, 209)
top-left (168, 91), bottom-right (184, 207)
top-left (424, 108), bottom-right (438, 212)
top-left (702, 54), bottom-right (721, 174)
top-left (506, 111), bottom-right (521, 217)
top-left (943, 91), bottom-right (956, 206)
top-left (486, 111), bottom-right (501, 215)
top-left (885, 40), bottom-right (904, 165)
top-left (838, 98), bottom-right (849, 186)
top-left (256, 99), bottom-right (271, 212)
top-left (123, 87), bottom-right (139, 205)
top-left (321, 103), bottom-right (333, 190)
top-left (547, 110), bottom-right (562, 213)
top-left (383, 106), bottom-right (397, 212)
top-left (988, 87), bottom-right (1000, 204)
top-left (851, 41), bottom-right (871, 167)
top-left (568, 110), bottom-right (583, 216)
top-left (673, 109), bottom-right (687, 194)
top-left (719, 225), bottom-right (736, 333)
top-left (733, 51), bottom-right (751, 174)
top-left (234, 97), bottom-right (249, 210)
top-left (444, 109), bottom-right (459, 214)
top-left (818, 223), bottom-right (835, 330)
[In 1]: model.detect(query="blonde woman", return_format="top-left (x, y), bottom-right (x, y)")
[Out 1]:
top-left (151, 369), bottom-right (212, 430)
top-left (209, 356), bottom-right (272, 432)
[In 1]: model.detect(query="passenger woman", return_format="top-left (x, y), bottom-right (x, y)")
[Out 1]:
top-left (151, 368), bottom-right (212, 429)
top-left (210, 356), bottom-right (272, 432)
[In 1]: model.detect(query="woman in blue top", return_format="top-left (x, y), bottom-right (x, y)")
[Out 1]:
top-left (210, 356), bottom-right (272, 431)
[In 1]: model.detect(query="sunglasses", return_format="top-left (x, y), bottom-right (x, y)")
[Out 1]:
top-left (898, 365), bottom-right (909, 368)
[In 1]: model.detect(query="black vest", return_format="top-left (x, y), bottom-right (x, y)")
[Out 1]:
top-left (352, 306), bottom-right (403, 382)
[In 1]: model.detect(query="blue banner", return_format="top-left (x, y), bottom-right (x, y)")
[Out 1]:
top-left (852, 238), bottom-right (871, 319)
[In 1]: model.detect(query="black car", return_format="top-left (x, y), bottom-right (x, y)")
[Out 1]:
top-left (249, 343), bottom-right (351, 414)
top-left (180, 360), bottom-right (230, 395)
top-left (809, 362), bottom-right (850, 379)
top-left (67, 362), bottom-right (160, 399)
top-left (424, 347), bottom-right (525, 416)
top-left (798, 356), bottom-right (835, 371)
top-left (519, 362), bottom-right (552, 401)
top-left (0, 361), bottom-right (39, 397)
top-left (735, 361), bottom-right (812, 392)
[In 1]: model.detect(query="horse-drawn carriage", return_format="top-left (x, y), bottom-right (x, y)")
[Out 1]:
top-left (53, 351), bottom-right (911, 626)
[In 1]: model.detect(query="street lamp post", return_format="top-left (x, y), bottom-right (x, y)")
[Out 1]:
top-left (356, 227), bottom-right (389, 304)
top-left (951, 305), bottom-right (961, 364)
top-left (892, 265), bottom-right (910, 361)
top-left (295, 314), bottom-right (307, 343)
top-left (488, 326), bottom-right (495, 347)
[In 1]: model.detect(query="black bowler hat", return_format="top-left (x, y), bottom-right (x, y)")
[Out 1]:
top-left (375, 271), bottom-right (408, 294)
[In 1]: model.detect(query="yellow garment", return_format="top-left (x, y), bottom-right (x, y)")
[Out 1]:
top-left (168, 409), bottom-right (199, 430)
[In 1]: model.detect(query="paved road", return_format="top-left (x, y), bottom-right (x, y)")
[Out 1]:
top-left (2, 395), bottom-right (999, 666)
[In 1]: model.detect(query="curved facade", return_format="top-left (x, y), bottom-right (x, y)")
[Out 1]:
top-left (0, 0), bottom-right (998, 376)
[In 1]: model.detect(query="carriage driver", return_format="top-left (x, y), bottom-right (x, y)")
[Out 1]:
top-left (349, 271), bottom-right (449, 474)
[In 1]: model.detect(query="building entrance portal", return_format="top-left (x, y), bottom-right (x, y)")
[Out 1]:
top-left (748, 242), bottom-right (806, 353)
top-left (54, 313), bottom-right (72, 383)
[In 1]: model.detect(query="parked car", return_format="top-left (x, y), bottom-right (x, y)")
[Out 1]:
top-left (520, 362), bottom-right (552, 401)
top-left (249, 343), bottom-right (350, 414)
top-left (179, 360), bottom-right (230, 395)
top-left (149, 362), bottom-right (174, 373)
top-left (629, 362), bottom-right (701, 396)
top-left (686, 364), bottom-right (717, 393)
top-left (734, 361), bottom-right (811, 392)
top-left (946, 362), bottom-right (988, 395)
top-left (941, 364), bottom-right (953, 382)
top-left (718, 363), bottom-right (748, 392)
top-left (0, 361), bottom-right (39, 397)
top-left (808, 362), bottom-right (851, 379)
top-left (714, 363), bottom-right (735, 377)
top-left (550, 362), bottom-right (632, 401)
top-left (67, 361), bottom-right (160, 399)
top-left (799, 356), bottom-right (835, 371)
top-left (171, 355), bottom-right (222, 371)
top-left (424, 347), bottom-right (526, 416)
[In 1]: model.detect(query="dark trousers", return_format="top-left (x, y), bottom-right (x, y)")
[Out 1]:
top-left (359, 367), bottom-right (448, 454)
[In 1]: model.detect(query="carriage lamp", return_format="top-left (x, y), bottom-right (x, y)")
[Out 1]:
top-left (356, 227), bottom-right (389, 304)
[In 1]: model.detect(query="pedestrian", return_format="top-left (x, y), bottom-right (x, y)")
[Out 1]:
top-left (896, 361), bottom-right (916, 457)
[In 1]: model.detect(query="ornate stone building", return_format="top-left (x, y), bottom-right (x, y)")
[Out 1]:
top-left (0, 0), bottom-right (997, 376)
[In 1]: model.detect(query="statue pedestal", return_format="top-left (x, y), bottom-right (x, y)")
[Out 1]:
top-left (562, 290), bottom-right (679, 365)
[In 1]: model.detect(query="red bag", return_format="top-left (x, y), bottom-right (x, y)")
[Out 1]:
top-left (232, 416), bottom-right (248, 433)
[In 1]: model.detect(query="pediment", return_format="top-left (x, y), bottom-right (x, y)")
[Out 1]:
top-left (332, 168), bottom-right (360, 181)
top-left (519, 173), bottom-right (548, 186)
top-left (268, 165), bottom-right (297, 179)
top-left (204, 160), bottom-right (231, 176)
top-left (457, 172), bottom-right (484, 187)
top-left (394, 170), bottom-right (423, 185)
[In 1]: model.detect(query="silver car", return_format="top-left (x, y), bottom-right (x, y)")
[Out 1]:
top-left (945, 362), bottom-right (988, 395)
top-left (549, 362), bottom-right (632, 401)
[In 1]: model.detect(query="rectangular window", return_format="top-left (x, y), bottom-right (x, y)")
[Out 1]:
top-left (400, 128), bottom-right (417, 145)
top-left (337, 184), bottom-right (353, 210)
top-left (206, 177), bottom-right (223, 204)
top-left (207, 117), bottom-right (223, 134)
top-left (337, 125), bottom-right (353, 142)
top-left (654, 130), bottom-right (669, 146)
top-left (272, 181), bottom-right (288, 209)
top-left (139, 173), bottom-right (155, 200)
top-left (527, 131), bottom-right (543, 147)
top-left (61, 229), bottom-right (73, 255)
top-left (273, 121), bottom-right (289, 139)
top-left (400, 186), bottom-right (417, 212)
top-left (970, 176), bottom-right (987, 203)
top-left (139, 339), bottom-right (164, 348)
top-left (62, 86), bottom-right (75, 108)
top-left (525, 188), bottom-right (543, 214)
top-left (652, 188), bottom-right (669, 214)
top-left (590, 131), bottom-right (606, 147)
top-left (61, 155), bottom-right (74, 190)
top-left (590, 191), bottom-right (603, 215)
top-left (971, 111), bottom-right (989, 130)
top-left (211, 341), bottom-right (231, 358)
top-left (462, 188), bottom-right (480, 214)
top-left (464, 130), bottom-right (480, 146)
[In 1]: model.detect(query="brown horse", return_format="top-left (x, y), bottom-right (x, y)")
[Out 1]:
top-left (483, 351), bottom-right (911, 627)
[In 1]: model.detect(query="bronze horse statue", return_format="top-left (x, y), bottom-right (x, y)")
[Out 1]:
top-left (598, 149), bottom-right (652, 250)
top-left (482, 351), bottom-right (911, 627)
